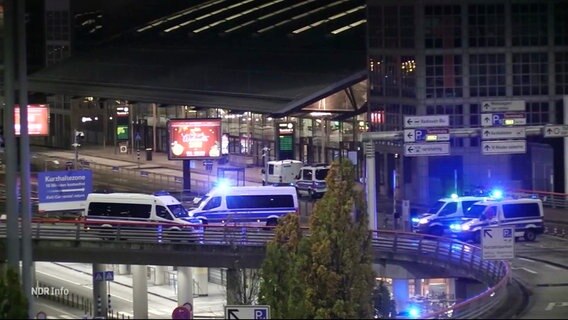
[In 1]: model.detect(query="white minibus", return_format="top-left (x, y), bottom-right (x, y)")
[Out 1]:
top-left (84, 191), bottom-right (201, 240)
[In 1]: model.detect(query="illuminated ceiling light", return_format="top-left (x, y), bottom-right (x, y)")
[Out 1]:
top-left (330, 19), bottom-right (366, 35)
top-left (291, 5), bottom-right (365, 34)
top-left (186, 0), bottom-right (256, 33)
top-left (258, 0), bottom-right (348, 34)
top-left (227, 0), bottom-right (317, 33)
top-left (137, 0), bottom-right (226, 32)
top-left (310, 112), bottom-right (332, 117)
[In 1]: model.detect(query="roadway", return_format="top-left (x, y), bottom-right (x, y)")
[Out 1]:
top-left (513, 235), bottom-right (568, 319)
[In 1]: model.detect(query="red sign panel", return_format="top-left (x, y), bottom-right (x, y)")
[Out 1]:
top-left (167, 119), bottom-right (222, 160)
top-left (15, 104), bottom-right (50, 136)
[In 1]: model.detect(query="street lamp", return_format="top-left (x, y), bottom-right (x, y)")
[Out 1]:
top-left (73, 130), bottom-right (85, 170)
top-left (43, 159), bottom-right (59, 171)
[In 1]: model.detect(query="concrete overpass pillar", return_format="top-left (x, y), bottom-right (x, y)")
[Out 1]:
top-left (118, 264), bottom-right (130, 275)
top-left (92, 264), bottom-right (108, 318)
top-left (226, 268), bottom-right (240, 305)
top-left (192, 267), bottom-right (209, 296)
top-left (414, 278), bottom-right (422, 297)
top-left (132, 265), bottom-right (148, 319)
top-left (154, 266), bottom-right (167, 285)
top-left (177, 267), bottom-right (194, 307)
top-left (392, 279), bottom-right (409, 314)
top-left (448, 278), bottom-right (456, 300)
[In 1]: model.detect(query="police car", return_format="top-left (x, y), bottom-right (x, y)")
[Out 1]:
top-left (413, 194), bottom-right (488, 237)
top-left (448, 197), bottom-right (544, 243)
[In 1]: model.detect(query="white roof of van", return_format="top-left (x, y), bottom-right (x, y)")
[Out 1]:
top-left (86, 192), bottom-right (180, 203)
top-left (267, 160), bottom-right (303, 164)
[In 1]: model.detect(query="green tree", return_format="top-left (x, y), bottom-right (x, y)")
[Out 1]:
top-left (0, 267), bottom-right (28, 319)
top-left (259, 213), bottom-right (309, 319)
top-left (303, 159), bottom-right (376, 319)
top-left (373, 280), bottom-right (396, 319)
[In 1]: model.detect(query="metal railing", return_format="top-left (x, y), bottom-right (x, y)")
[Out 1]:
top-left (509, 189), bottom-right (568, 209)
top-left (0, 218), bottom-right (510, 319)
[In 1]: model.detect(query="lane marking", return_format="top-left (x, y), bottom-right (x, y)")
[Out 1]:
top-left (518, 257), bottom-right (534, 263)
top-left (546, 264), bottom-right (563, 271)
top-left (512, 266), bottom-right (538, 274)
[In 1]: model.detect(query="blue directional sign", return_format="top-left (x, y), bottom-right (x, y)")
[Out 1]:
top-left (38, 170), bottom-right (93, 206)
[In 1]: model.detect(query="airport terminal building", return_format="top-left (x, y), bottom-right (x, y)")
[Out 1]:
top-left (3, 0), bottom-right (567, 207)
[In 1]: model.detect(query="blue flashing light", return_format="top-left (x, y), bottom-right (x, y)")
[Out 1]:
top-left (490, 189), bottom-right (503, 199)
top-left (153, 191), bottom-right (171, 196)
top-left (215, 179), bottom-right (231, 192)
top-left (408, 306), bottom-right (420, 318)
top-left (450, 193), bottom-right (458, 199)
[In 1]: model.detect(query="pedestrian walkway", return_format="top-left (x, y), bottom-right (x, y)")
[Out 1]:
top-left (47, 262), bottom-right (226, 318)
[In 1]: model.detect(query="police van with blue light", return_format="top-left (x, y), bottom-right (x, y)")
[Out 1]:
top-left (412, 193), bottom-right (489, 237)
top-left (448, 195), bottom-right (544, 243)
top-left (188, 182), bottom-right (299, 226)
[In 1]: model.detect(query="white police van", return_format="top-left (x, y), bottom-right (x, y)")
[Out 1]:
top-left (84, 191), bottom-right (201, 240)
top-left (188, 185), bottom-right (298, 226)
top-left (261, 160), bottom-right (303, 186)
top-left (413, 194), bottom-right (488, 236)
top-left (294, 163), bottom-right (330, 199)
top-left (449, 198), bottom-right (544, 243)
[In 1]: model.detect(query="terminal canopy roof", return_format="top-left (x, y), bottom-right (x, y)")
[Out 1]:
top-left (28, 0), bottom-right (368, 119)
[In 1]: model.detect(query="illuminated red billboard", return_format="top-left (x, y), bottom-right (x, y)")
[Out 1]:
top-left (15, 104), bottom-right (50, 136)
top-left (167, 118), bottom-right (222, 160)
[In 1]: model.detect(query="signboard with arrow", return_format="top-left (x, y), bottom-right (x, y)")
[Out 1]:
top-left (481, 140), bottom-right (526, 155)
top-left (481, 100), bottom-right (525, 112)
top-left (403, 115), bottom-right (449, 128)
top-left (543, 125), bottom-right (568, 138)
top-left (224, 306), bottom-right (270, 319)
top-left (481, 113), bottom-right (526, 127)
top-left (404, 128), bottom-right (450, 143)
top-left (481, 127), bottom-right (526, 140)
top-left (481, 227), bottom-right (515, 260)
top-left (403, 142), bottom-right (450, 157)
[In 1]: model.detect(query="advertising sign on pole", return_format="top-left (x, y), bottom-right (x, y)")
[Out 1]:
top-left (14, 104), bottom-right (50, 136)
top-left (167, 119), bottom-right (222, 160)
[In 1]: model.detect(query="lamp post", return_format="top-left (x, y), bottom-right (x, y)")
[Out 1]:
top-left (43, 159), bottom-right (59, 171)
top-left (73, 130), bottom-right (85, 170)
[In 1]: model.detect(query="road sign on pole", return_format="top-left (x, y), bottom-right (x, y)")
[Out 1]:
top-left (482, 140), bottom-right (527, 155)
top-left (403, 115), bottom-right (449, 128)
top-left (481, 127), bottom-right (526, 140)
top-left (94, 272), bottom-right (104, 282)
top-left (225, 305), bottom-right (271, 319)
top-left (403, 142), bottom-right (450, 157)
top-left (104, 271), bottom-right (114, 281)
top-left (543, 125), bottom-right (568, 138)
top-left (482, 227), bottom-right (515, 260)
top-left (404, 128), bottom-right (450, 143)
top-left (481, 100), bottom-right (525, 112)
top-left (481, 113), bottom-right (527, 127)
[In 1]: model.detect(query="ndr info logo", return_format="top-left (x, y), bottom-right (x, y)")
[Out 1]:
top-left (32, 282), bottom-right (69, 297)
